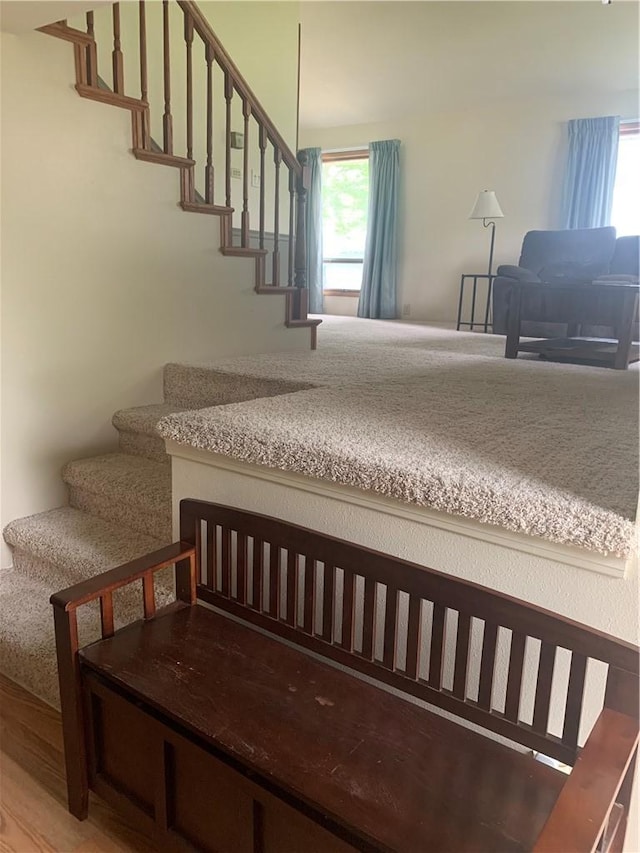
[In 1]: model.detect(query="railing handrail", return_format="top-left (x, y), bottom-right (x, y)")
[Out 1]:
top-left (177, 0), bottom-right (301, 176)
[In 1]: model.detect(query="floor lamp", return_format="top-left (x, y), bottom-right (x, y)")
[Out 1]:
top-left (469, 190), bottom-right (504, 277)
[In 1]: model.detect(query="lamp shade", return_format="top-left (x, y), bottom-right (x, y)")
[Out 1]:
top-left (468, 190), bottom-right (504, 220)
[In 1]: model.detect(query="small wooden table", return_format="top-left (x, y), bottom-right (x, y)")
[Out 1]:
top-left (505, 281), bottom-right (640, 369)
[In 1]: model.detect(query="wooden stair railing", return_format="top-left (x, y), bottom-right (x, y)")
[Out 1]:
top-left (39, 2), bottom-right (320, 348)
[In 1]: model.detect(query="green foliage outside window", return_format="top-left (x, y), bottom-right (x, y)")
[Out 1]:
top-left (322, 160), bottom-right (369, 255)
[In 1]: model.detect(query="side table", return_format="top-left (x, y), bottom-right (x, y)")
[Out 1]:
top-left (456, 274), bottom-right (496, 333)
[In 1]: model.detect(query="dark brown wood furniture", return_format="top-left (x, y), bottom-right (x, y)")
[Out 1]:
top-left (505, 281), bottom-right (640, 369)
top-left (52, 500), bottom-right (639, 852)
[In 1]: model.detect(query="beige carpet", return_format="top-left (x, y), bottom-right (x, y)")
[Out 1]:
top-left (158, 318), bottom-right (639, 558)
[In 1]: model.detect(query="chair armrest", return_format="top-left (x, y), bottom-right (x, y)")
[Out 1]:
top-left (533, 708), bottom-right (639, 853)
top-left (50, 541), bottom-right (195, 611)
top-left (495, 265), bottom-right (541, 283)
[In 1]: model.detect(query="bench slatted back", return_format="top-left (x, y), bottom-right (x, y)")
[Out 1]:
top-left (179, 500), bottom-right (639, 766)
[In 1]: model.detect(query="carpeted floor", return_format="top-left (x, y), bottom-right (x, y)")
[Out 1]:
top-left (158, 318), bottom-right (639, 558)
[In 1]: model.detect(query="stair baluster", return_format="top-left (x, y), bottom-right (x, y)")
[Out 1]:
top-left (111, 4), bottom-right (124, 95)
top-left (184, 12), bottom-right (194, 162)
top-left (85, 12), bottom-right (98, 87)
top-left (294, 150), bottom-right (309, 314)
top-left (162, 0), bottom-right (173, 155)
top-left (205, 44), bottom-right (215, 204)
top-left (241, 100), bottom-right (251, 248)
top-left (273, 146), bottom-right (282, 286)
top-left (138, 0), bottom-right (149, 149)
top-left (224, 71), bottom-right (233, 213)
top-left (288, 171), bottom-right (295, 286)
top-left (258, 125), bottom-right (267, 251)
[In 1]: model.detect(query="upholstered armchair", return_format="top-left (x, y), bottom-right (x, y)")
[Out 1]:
top-left (492, 227), bottom-right (618, 337)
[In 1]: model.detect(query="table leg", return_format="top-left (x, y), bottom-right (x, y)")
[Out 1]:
top-left (613, 291), bottom-right (638, 370)
top-left (470, 276), bottom-right (478, 331)
top-left (456, 275), bottom-right (465, 331)
top-left (505, 284), bottom-right (522, 359)
top-left (483, 278), bottom-right (493, 333)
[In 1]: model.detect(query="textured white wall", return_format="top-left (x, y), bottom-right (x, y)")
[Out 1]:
top-left (0, 29), bottom-right (307, 565)
top-left (300, 89), bottom-right (639, 322)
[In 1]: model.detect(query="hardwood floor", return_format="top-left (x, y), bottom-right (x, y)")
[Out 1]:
top-left (0, 674), bottom-right (155, 852)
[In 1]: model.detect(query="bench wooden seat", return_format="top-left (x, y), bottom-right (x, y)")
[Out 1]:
top-left (52, 500), bottom-right (640, 853)
top-left (80, 605), bottom-right (566, 853)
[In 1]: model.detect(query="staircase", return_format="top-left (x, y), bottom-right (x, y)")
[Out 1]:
top-left (1, 362), bottom-right (286, 707)
top-left (0, 0), bottom-right (320, 708)
top-left (40, 0), bottom-right (321, 346)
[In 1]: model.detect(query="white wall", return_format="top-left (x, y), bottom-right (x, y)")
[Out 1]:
top-left (0, 28), bottom-right (306, 565)
top-left (300, 90), bottom-right (639, 322)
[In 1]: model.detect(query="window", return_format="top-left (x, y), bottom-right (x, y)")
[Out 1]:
top-left (611, 122), bottom-right (640, 237)
top-left (322, 150), bottom-right (369, 294)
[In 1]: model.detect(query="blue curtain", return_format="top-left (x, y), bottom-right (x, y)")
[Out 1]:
top-left (561, 116), bottom-right (620, 229)
top-left (358, 139), bottom-right (400, 319)
top-left (298, 147), bottom-right (324, 313)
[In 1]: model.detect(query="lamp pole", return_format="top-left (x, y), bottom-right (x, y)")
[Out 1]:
top-left (483, 218), bottom-right (497, 278)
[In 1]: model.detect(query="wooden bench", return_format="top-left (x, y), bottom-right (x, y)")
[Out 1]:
top-left (52, 500), bottom-right (639, 852)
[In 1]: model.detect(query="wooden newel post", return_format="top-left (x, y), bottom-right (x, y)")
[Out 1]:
top-left (293, 152), bottom-right (310, 319)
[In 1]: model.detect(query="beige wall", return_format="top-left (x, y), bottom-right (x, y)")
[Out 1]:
top-left (300, 90), bottom-right (639, 322)
top-left (0, 28), bottom-right (306, 565)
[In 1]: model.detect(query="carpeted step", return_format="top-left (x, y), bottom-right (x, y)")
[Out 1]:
top-left (112, 403), bottom-right (190, 463)
top-left (0, 568), bottom-right (66, 707)
top-left (163, 362), bottom-right (314, 408)
top-left (4, 506), bottom-right (166, 588)
top-left (0, 560), bottom-right (175, 709)
top-left (62, 453), bottom-right (172, 542)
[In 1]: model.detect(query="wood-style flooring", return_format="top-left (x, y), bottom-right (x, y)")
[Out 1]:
top-left (0, 673), bottom-right (154, 852)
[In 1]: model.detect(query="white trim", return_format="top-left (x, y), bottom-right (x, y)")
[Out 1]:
top-left (166, 441), bottom-right (630, 579)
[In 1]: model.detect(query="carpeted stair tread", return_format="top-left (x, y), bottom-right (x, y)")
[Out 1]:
top-left (164, 363), bottom-right (316, 408)
top-left (63, 452), bottom-right (171, 513)
top-left (0, 561), bottom-right (175, 708)
top-left (63, 453), bottom-right (172, 541)
top-left (63, 453), bottom-right (170, 503)
top-left (0, 568), bottom-right (63, 706)
top-left (112, 403), bottom-right (191, 437)
top-left (113, 404), bottom-right (191, 462)
top-left (4, 506), bottom-right (164, 584)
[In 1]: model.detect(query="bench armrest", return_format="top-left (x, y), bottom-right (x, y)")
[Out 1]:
top-left (534, 708), bottom-right (639, 853)
top-left (50, 541), bottom-right (196, 612)
top-left (495, 265), bottom-right (541, 283)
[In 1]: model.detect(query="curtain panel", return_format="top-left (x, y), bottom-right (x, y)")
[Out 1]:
top-left (561, 116), bottom-right (620, 229)
top-left (297, 147), bottom-right (324, 313)
top-left (358, 139), bottom-right (401, 319)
